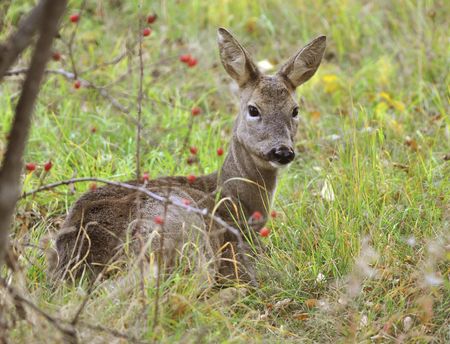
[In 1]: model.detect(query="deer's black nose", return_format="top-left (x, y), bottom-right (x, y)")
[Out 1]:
top-left (269, 146), bottom-right (295, 165)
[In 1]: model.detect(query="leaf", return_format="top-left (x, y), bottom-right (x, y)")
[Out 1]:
top-left (273, 298), bottom-right (292, 311)
top-left (245, 17), bottom-right (258, 33)
top-left (404, 136), bottom-right (418, 151)
top-left (310, 111), bottom-right (321, 121)
top-left (304, 298), bottom-right (318, 309)
top-left (293, 312), bottom-right (309, 321)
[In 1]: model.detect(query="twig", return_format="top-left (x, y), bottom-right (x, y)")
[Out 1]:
top-left (78, 321), bottom-right (147, 344)
top-left (180, 115), bottom-right (195, 155)
top-left (21, 177), bottom-right (257, 285)
top-left (0, 277), bottom-right (77, 343)
top-left (1, 277), bottom-right (145, 343)
top-left (79, 50), bottom-right (128, 76)
top-left (136, 9), bottom-right (144, 180)
top-left (152, 183), bottom-right (171, 331)
top-left (63, 0), bottom-right (87, 80)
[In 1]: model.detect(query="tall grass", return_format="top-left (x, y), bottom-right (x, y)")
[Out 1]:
top-left (0, 0), bottom-right (448, 342)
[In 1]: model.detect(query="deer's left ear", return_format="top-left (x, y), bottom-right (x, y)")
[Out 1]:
top-left (277, 35), bottom-right (326, 89)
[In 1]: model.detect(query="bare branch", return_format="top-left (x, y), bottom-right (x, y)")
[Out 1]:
top-left (5, 67), bottom-right (136, 124)
top-left (0, 0), bottom-right (47, 81)
top-left (0, 0), bottom-right (68, 267)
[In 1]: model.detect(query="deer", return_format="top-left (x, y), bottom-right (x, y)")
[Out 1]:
top-left (53, 28), bottom-right (326, 286)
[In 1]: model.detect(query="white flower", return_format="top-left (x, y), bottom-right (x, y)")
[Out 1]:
top-left (403, 316), bottom-right (413, 331)
top-left (360, 314), bottom-right (368, 327)
top-left (316, 272), bottom-right (326, 283)
top-left (320, 178), bottom-right (335, 202)
top-left (257, 59), bottom-right (274, 73)
top-left (424, 273), bottom-right (443, 286)
top-left (406, 236), bottom-right (416, 247)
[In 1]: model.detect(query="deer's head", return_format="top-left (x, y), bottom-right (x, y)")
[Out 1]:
top-left (218, 28), bottom-right (326, 169)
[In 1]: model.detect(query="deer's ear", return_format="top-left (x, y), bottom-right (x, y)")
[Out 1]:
top-left (277, 35), bottom-right (326, 89)
top-left (217, 28), bottom-right (260, 87)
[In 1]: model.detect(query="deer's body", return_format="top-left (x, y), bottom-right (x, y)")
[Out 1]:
top-left (54, 28), bottom-right (326, 284)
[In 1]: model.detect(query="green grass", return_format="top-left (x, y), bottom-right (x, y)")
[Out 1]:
top-left (1, 0), bottom-right (449, 342)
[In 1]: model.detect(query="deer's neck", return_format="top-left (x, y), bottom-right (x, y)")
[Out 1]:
top-left (218, 139), bottom-right (278, 220)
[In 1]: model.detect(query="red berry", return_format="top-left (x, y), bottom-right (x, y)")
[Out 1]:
top-left (70, 14), bottom-right (80, 23)
top-left (52, 52), bottom-right (61, 61)
top-left (181, 198), bottom-right (191, 206)
top-left (217, 147), bottom-right (224, 156)
top-left (191, 107), bottom-right (201, 116)
top-left (89, 183), bottom-right (97, 191)
top-left (180, 54), bottom-right (191, 63)
top-left (25, 163), bottom-right (36, 172)
top-left (154, 215), bottom-right (164, 225)
top-left (270, 210), bottom-right (277, 218)
top-left (251, 211), bottom-right (263, 221)
top-left (189, 146), bottom-right (198, 155)
top-left (187, 174), bottom-right (196, 184)
top-left (147, 14), bottom-right (157, 24)
top-left (259, 227), bottom-right (270, 237)
top-left (74, 80), bottom-right (81, 89)
top-left (90, 127), bottom-right (97, 133)
top-left (142, 172), bottom-right (150, 182)
top-left (142, 28), bottom-right (152, 37)
top-left (44, 161), bottom-right (53, 172)
top-left (187, 57), bottom-right (197, 67)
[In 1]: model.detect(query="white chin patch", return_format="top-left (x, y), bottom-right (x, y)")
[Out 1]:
top-left (269, 161), bottom-right (289, 169)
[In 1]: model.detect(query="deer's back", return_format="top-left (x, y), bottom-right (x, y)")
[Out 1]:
top-left (53, 174), bottom-right (221, 280)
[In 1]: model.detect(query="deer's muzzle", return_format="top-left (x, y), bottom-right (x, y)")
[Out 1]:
top-left (267, 146), bottom-right (295, 165)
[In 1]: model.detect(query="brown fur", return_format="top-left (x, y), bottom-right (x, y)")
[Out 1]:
top-left (53, 28), bottom-right (326, 284)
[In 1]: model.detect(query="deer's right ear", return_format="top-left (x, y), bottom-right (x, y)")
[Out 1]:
top-left (277, 35), bottom-right (326, 89)
top-left (217, 28), bottom-right (260, 87)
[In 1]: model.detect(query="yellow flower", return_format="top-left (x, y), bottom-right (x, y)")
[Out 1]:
top-left (375, 101), bottom-right (388, 117)
top-left (391, 100), bottom-right (406, 112)
top-left (322, 74), bottom-right (339, 93)
top-left (389, 119), bottom-right (404, 135)
top-left (378, 92), bottom-right (406, 112)
top-left (376, 57), bottom-right (393, 85)
top-left (379, 92), bottom-right (392, 102)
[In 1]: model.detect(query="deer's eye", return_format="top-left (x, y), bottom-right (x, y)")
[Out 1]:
top-left (248, 105), bottom-right (260, 117)
top-left (292, 107), bottom-right (299, 118)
